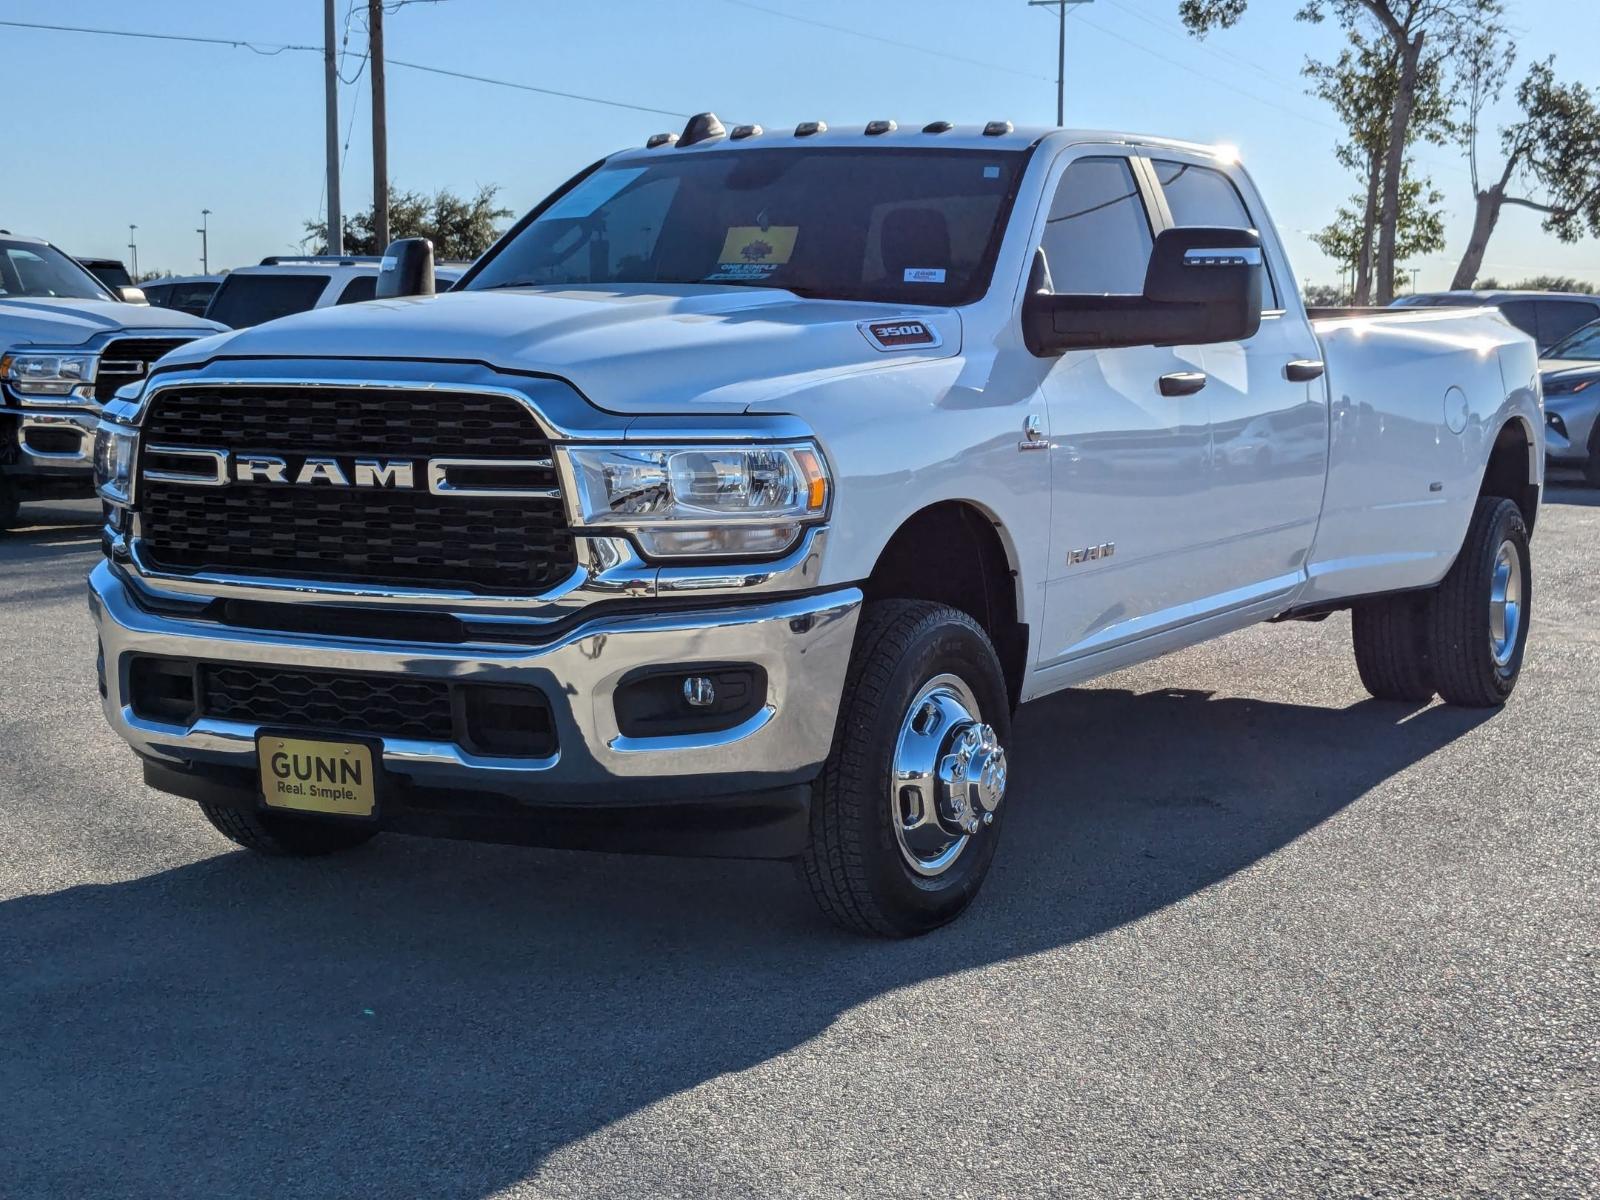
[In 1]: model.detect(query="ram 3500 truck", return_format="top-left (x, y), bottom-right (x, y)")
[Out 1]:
top-left (1, 232), bottom-right (222, 529)
top-left (89, 118), bottom-right (1542, 936)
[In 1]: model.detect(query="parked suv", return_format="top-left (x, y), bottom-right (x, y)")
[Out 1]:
top-left (142, 274), bottom-right (223, 318)
top-left (204, 256), bottom-right (466, 328)
top-left (1393, 289), bottom-right (1600, 352)
top-left (1539, 317), bottom-right (1600, 484)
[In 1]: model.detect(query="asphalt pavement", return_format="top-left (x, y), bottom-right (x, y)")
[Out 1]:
top-left (2, 490), bottom-right (1596, 1199)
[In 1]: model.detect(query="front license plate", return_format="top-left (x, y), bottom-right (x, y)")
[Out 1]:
top-left (258, 735), bottom-right (377, 817)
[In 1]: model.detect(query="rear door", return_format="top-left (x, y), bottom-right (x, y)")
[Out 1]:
top-left (1147, 155), bottom-right (1328, 606)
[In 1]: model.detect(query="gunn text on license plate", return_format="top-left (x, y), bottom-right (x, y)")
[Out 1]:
top-left (258, 735), bottom-right (376, 817)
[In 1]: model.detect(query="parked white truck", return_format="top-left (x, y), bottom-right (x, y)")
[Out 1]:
top-left (1, 232), bottom-right (222, 528)
top-left (89, 118), bottom-right (1542, 935)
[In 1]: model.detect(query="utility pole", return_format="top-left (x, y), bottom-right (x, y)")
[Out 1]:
top-left (369, 0), bottom-right (389, 251)
top-left (323, 0), bottom-right (343, 255)
top-left (1027, 0), bottom-right (1093, 126)
top-left (127, 225), bottom-right (138, 280)
top-left (197, 209), bottom-right (211, 274)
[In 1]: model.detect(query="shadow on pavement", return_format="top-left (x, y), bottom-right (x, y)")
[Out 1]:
top-left (0, 684), bottom-right (1495, 1197)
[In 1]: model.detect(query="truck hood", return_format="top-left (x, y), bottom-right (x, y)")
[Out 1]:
top-left (0, 297), bottom-right (224, 347)
top-left (158, 285), bottom-right (960, 413)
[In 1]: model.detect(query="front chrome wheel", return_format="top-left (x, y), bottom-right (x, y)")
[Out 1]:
top-left (890, 674), bottom-right (1008, 877)
top-left (1489, 538), bottom-right (1524, 669)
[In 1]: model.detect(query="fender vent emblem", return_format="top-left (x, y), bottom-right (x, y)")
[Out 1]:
top-left (860, 318), bottom-right (942, 352)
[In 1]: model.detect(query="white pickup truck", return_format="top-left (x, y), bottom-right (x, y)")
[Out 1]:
top-left (89, 118), bottom-right (1542, 936)
top-left (0, 232), bottom-right (222, 528)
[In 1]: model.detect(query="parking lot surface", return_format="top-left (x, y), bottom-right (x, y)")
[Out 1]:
top-left (2, 491), bottom-right (1596, 1199)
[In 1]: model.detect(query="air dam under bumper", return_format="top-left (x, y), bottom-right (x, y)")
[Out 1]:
top-left (89, 561), bottom-right (862, 857)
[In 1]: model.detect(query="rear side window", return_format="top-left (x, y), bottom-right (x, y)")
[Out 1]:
top-left (205, 274), bottom-right (329, 328)
top-left (1535, 300), bottom-right (1600, 349)
top-left (1497, 300), bottom-right (1540, 343)
top-left (1152, 159), bottom-right (1278, 310)
top-left (336, 275), bottom-right (377, 305)
top-left (1040, 157), bottom-right (1153, 295)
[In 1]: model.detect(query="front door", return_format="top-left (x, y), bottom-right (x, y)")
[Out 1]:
top-left (1032, 154), bottom-right (1218, 670)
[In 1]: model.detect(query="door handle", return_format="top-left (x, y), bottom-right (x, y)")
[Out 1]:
top-left (1285, 359), bottom-right (1326, 382)
top-left (1158, 371), bottom-right (1207, 397)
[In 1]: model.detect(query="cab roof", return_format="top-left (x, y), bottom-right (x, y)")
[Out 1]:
top-left (612, 116), bottom-right (1232, 162)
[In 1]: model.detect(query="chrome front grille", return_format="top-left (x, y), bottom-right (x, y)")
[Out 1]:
top-left (135, 385), bottom-right (577, 595)
top-left (95, 338), bottom-right (192, 403)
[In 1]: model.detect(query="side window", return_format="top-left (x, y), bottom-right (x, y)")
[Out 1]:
top-left (1152, 159), bottom-right (1279, 310)
top-left (1040, 157), bottom-right (1153, 295)
top-left (1497, 300), bottom-right (1540, 343)
top-left (336, 275), bottom-right (377, 305)
top-left (1535, 300), bottom-right (1599, 349)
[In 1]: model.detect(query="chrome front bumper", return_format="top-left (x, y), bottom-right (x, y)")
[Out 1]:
top-left (9, 408), bottom-right (98, 476)
top-left (89, 560), bottom-right (861, 805)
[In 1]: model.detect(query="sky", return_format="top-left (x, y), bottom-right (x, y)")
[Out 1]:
top-left (2, 0), bottom-right (1597, 292)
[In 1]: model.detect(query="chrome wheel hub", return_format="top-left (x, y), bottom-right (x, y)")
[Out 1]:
top-left (1489, 538), bottom-right (1524, 668)
top-left (890, 674), bottom-right (1006, 877)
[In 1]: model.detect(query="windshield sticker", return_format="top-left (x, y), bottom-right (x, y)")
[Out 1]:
top-left (704, 225), bottom-right (799, 283)
top-left (983, 165), bottom-right (1001, 179)
top-left (542, 168), bottom-right (647, 220)
top-left (903, 267), bottom-right (947, 284)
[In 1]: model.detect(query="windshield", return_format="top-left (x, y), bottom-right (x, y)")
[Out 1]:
top-left (205, 273), bottom-right (329, 328)
top-left (467, 147), bottom-right (1030, 305)
top-left (1546, 319), bottom-right (1600, 360)
top-left (0, 239), bottom-right (111, 300)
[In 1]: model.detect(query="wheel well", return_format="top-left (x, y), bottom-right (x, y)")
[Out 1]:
top-left (863, 502), bottom-right (1027, 708)
top-left (1479, 418), bottom-right (1539, 533)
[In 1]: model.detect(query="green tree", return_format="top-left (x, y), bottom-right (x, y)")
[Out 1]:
top-left (1181, 0), bottom-right (1501, 304)
top-left (1303, 29), bottom-right (1452, 303)
top-left (1313, 173), bottom-right (1446, 295)
top-left (1449, 53), bottom-right (1600, 289)
top-left (304, 184), bottom-right (512, 260)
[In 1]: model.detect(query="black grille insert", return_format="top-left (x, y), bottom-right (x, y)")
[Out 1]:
top-left (185, 661), bottom-right (556, 757)
top-left (136, 386), bottom-right (576, 594)
top-left (96, 337), bottom-right (192, 403)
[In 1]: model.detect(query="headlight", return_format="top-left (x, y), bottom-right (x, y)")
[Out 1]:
top-left (94, 422), bottom-right (139, 505)
top-left (1, 351), bottom-right (98, 398)
top-left (1543, 375), bottom-right (1596, 397)
top-left (563, 443), bottom-right (830, 558)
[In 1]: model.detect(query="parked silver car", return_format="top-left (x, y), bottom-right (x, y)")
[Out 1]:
top-left (1539, 318), bottom-right (1600, 484)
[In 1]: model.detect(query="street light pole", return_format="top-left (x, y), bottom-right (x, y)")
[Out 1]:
top-left (197, 209), bottom-right (211, 274)
top-left (127, 224), bottom-right (138, 280)
top-left (1027, 0), bottom-right (1093, 126)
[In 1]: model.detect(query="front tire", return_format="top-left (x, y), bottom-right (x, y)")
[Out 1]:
top-left (800, 600), bottom-right (1011, 937)
top-left (199, 803), bottom-right (378, 856)
top-left (1351, 593), bottom-right (1435, 702)
top-left (1427, 497), bottom-right (1531, 707)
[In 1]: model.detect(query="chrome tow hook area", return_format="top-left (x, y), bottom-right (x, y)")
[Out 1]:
top-left (891, 674), bottom-right (1007, 877)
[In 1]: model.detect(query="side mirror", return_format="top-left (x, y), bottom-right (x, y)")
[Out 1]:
top-left (118, 286), bottom-right (148, 305)
top-left (1023, 226), bottom-right (1263, 356)
top-left (376, 237), bottom-right (436, 299)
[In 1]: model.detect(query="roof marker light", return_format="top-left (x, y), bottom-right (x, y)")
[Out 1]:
top-left (865, 119), bottom-right (897, 135)
top-left (730, 123), bottom-right (763, 140)
top-left (795, 121), bottom-right (828, 137)
top-left (922, 120), bottom-right (954, 134)
top-left (983, 120), bottom-right (1013, 136)
top-left (646, 132), bottom-right (679, 148)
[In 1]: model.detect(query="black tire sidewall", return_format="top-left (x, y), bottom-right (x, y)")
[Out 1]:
top-left (844, 611), bottom-right (1012, 934)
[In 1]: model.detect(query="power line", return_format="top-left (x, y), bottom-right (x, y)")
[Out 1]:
top-left (714, 0), bottom-right (1055, 83)
top-left (0, 17), bottom-right (317, 55)
top-left (384, 58), bottom-right (689, 118)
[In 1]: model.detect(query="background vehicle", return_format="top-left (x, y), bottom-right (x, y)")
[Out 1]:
top-left (1538, 316), bottom-right (1600, 485)
top-left (142, 274), bottom-right (223, 317)
top-left (1393, 289), bottom-right (1600, 352)
top-left (90, 120), bottom-right (1542, 936)
top-left (0, 232), bottom-right (222, 529)
top-left (74, 256), bottom-right (139, 297)
top-left (203, 256), bottom-right (466, 328)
